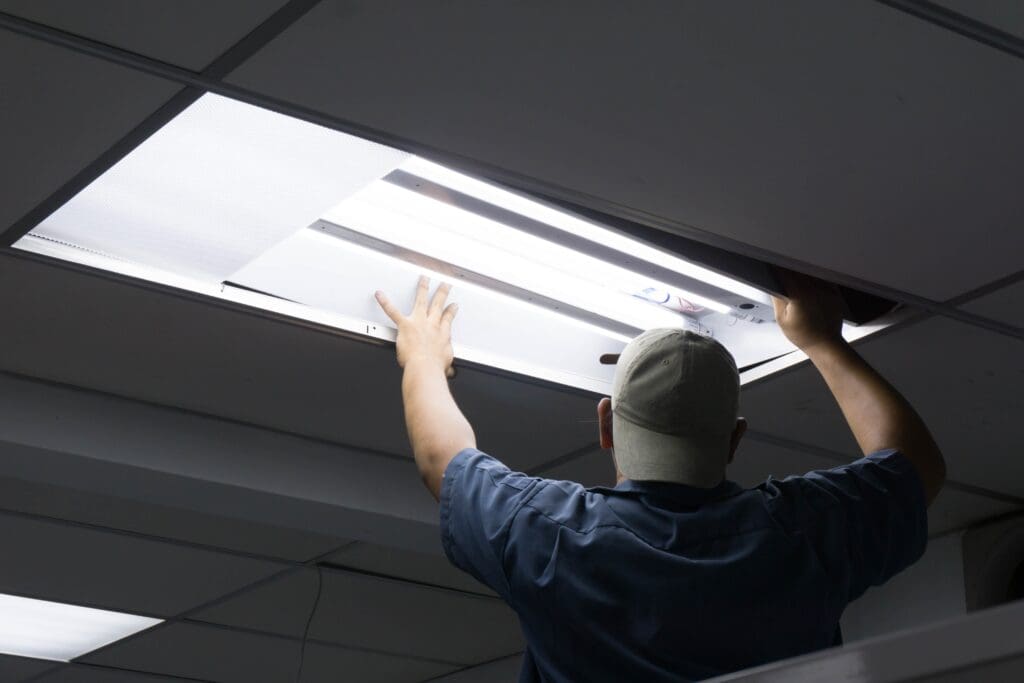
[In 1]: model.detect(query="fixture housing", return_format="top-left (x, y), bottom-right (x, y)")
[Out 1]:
top-left (0, 593), bottom-right (161, 662)
top-left (13, 94), bottom-right (893, 393)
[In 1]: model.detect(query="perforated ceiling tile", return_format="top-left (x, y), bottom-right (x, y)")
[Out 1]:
top-left (0, 654), bottom-right (54, 682)
top-left (83, 621), bottom-right (456, 683)
top-left (960, 280), bottom-right (1024, 330)
top-left (326, 542), bottom-right (495, 597)
top-left (193, 567), bottom-right (523, 665)
top-left (227, 0), bottom-right (1024, 300)
top-left (0, 32), bottom-right (176, 237)
top-left (0, 514), bottom-right (281, 617)
top-left (0, 0), bottom-right (288, 70)
top-left (740, 317), bottom-right (1024, 497)
top-left (931, 0), bottom-right (1024, 39)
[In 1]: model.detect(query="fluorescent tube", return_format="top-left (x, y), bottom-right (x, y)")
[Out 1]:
top-left (399, 157), bottom-right (771, 305)
top-left (0, 593), bottom-right (161, 662)
top-left (324, 181), bottom-right (730, 333)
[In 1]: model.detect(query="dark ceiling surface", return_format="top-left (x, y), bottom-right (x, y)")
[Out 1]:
top-left (0, 1), bottom-right (1022, 681)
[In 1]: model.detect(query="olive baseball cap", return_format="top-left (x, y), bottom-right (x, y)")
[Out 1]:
top-left (601, 328), bottom-right (739, 487)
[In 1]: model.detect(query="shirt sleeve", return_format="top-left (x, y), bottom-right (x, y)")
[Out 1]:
top-left (783, 449), bottom-right (929, 603)
top-left (439, 448), bottom-right (544, 599)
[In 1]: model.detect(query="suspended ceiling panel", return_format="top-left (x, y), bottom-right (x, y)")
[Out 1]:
top-left (0, 31), bottom-right (175, 235)
top-left (35, 666), bottom-right (197, 683)
top-left (430, 655), bottom-right (524, 683)
top-left (0, 0), bottom-right (288, 70)
top-left (543, 440), bottom-right (1020, 537)
top-left (740, 316), bottom-right (1024, 498)
top-left (0, 654), bottom-right (52, 682)
top-left (83, 621), bottom-right (456, 683)
top-left (0, 475), bottom-right (346, 562)
top-left (193, 568), bottom-right (523, 664)
top-left (327, 542), bottom-right (495, 597)
top-left (0, 381), bottom-right (438, 544)
top-left (0, 254), bottom-right (597, 472)
top-left (0, 513), bottom-right (281, 617)
top-left (932, 0), bottom-right (1024, 39)
top-left (226, 0), bottom-right (1024, 302)
top-left (960, 279), bottom-right (1024, 329)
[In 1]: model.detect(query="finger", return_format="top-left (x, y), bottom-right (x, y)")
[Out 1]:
top-left (375, 290), bottom-right (404, 324)
top-left (445, 364), bottom-right (457, 380)
top-left (429, 282), bottom-right (452, 318)
top-left (413, 275), bottom-right (430, 313)
top-left (440, 302), bottom-right (459, 335)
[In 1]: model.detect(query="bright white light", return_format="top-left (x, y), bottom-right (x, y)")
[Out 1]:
top-left (325, 182), bottom-right (730, 330)
top-left (33, 94), bottom-right (409, 282)
top-left (0, 593), bottom-right (161, 662)
top-left (400, 157), bottom-right (771, 305)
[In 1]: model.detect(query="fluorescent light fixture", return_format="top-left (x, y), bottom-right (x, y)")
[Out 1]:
top-left (13, 93), bottom-right (888, 392)
top-left (0, 593), bottom-right (161, 662)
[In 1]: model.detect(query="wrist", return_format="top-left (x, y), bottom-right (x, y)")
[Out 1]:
top-left (800, 335), bottom-right (848, 361)
top-left (403, 353), bottom-right (449, 375)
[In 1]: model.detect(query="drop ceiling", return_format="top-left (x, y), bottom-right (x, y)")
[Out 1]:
top-left (0, 1), bottom-right (1021, 681)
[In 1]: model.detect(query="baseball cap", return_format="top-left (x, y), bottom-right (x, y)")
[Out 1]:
top-left (601, 328), bottom-right (739, 487)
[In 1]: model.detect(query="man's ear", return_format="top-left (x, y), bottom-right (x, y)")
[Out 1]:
top-left (598, 397), bottom-right (614, 449)
top-left (728, 417), bottom-right (747, 464)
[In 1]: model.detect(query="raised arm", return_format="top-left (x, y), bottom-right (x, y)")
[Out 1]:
top-left (771, 272), bottom-right (946, 504)
top-left (376, 276), bottom-right (476, 500)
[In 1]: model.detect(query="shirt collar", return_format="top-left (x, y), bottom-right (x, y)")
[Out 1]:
top-left (604, 478), bottom-right (744, 506)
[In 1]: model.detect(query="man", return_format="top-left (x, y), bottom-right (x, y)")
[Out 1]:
top-left (375, 271), bottom-right (945, 682)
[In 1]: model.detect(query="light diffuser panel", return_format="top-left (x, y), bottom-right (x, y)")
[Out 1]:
top-left (0, 593), bottom-right (161, 662)
top-left (13, 93), bottom-right (891, 393)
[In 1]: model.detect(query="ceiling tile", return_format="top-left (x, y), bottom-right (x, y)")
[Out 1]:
top-left (0, 513), bottom-right (281, 617)
top-left (539, 446), bottom-right (615, 488)
top-left (0, 254), bottom-right (596, 472)
top-left (0, 475), bottom-right (346, 562)
top-left (0, 0), bottom-right (287, 71)
top-left (544, 438), bottom-right (1018, 536)
top-left (960, 280), bottom-right (1024, 330)
top-left (83, 621), bottom-right (455, 683)
top-left (193, 567), bottom-right (523, 665)
top-left (0, 654), bottom-right (54, 682)
top-left (326, 542), bottom-right (495, 597)
top-left (740, 317), bottom-right (1024, 497)
top-left (0, 32), bottom-right (176, 237)
top-left (38, 663), bottom-right (197, 682)
top-left (932, 0), bottom-right (1024, 39)
top-left (228, 0), bottom-right (1024, 300)
top-left (429, 654), bottom-right (523, 683)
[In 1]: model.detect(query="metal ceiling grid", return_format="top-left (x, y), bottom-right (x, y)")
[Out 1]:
top-left (0, 2), bottom-right (1022, 681)
top-left (0, 0), bottom-right (289, 71)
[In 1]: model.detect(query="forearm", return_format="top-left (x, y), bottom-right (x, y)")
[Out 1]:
top-left (806, 339), bottom-right (945, 502)
top-left (401, 357), bottom-right (477, 499)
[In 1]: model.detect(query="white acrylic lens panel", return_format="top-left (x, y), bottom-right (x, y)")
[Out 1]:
top-left (0, 593), bottom-right (161, 662)
top-left (31, 94), bottom-right (409, 281)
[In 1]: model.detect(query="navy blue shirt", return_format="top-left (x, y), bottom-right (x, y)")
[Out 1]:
top-left (440, 448), bottom-right (927, 682)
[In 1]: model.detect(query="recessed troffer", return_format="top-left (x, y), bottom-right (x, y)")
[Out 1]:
top-left (13, 94), bottom-right (895, 393)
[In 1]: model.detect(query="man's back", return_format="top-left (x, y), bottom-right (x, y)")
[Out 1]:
top-left (378, 272), bottom-right (945, 682)
top-left (442, 448), bottom-right (927, 682)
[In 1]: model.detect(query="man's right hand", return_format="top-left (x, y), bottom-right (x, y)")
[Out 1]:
top-left (771, 271), bottom-right (845, 352)
top-left (770, 270), bottom-right (946, 505)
